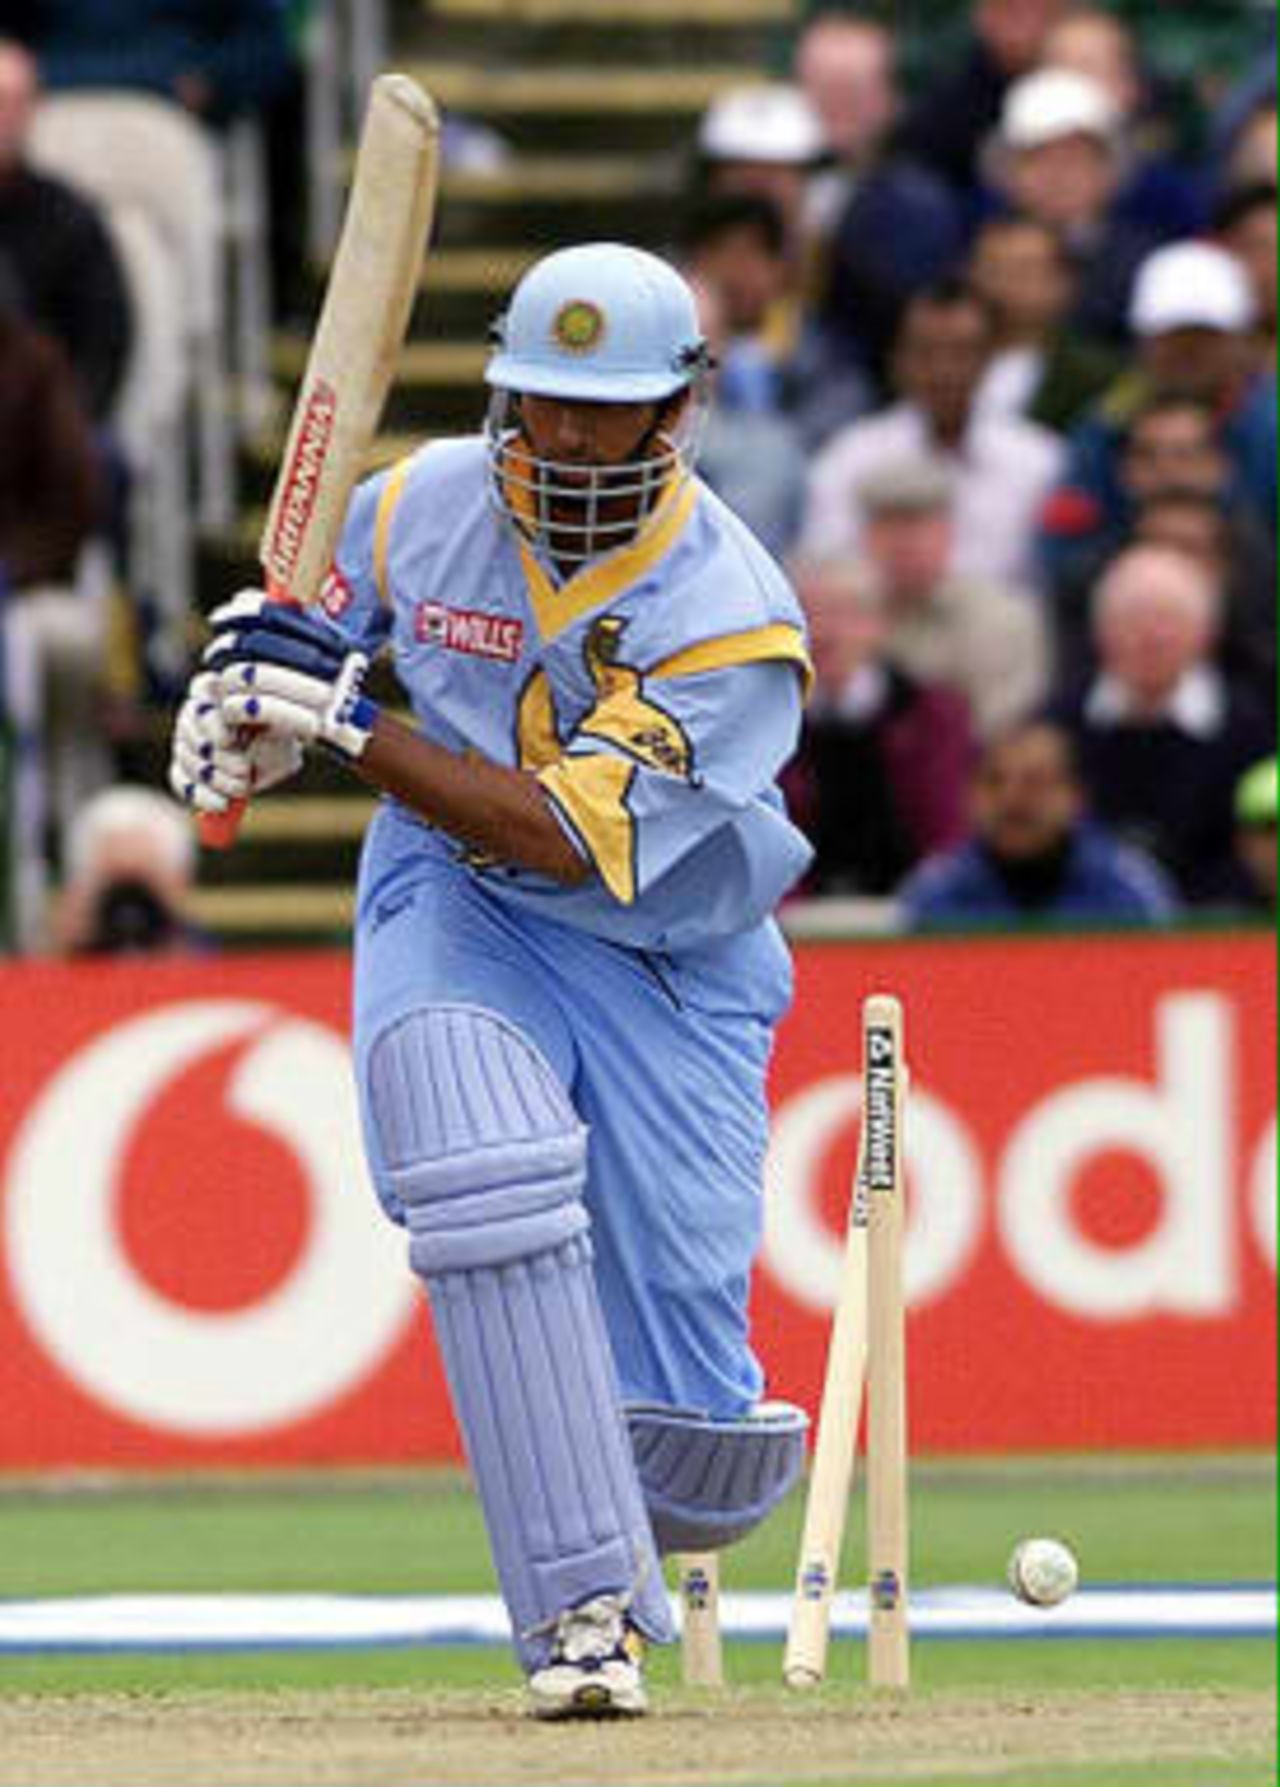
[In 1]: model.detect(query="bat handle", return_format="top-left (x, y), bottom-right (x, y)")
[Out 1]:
top-left (194, 580), bottom-right (294, 851)
top-left (198, 800), bottom-right (246, 850)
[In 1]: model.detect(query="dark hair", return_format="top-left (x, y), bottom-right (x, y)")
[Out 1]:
top-left (971, 212), bottom-right (1071, 267)
top-left (1213, 179), bottom-right (1278, 237)
top-left (1123, 392), bottom-right (1219, 442)
top-left (1136, 488), bottom-right (1226, 521)
top-left (678, 191), bottom-right (788, 261)
top-left (899, 277), bottom-right (997, 339)
top-left (981, 719), bottom-right (1081, 782)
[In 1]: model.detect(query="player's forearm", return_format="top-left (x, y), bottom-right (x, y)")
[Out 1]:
top-left (355, 710), bottom-right (591, 885)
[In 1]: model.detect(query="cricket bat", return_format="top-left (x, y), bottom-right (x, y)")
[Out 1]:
top-left (200, 72), bottom-right (441, 848)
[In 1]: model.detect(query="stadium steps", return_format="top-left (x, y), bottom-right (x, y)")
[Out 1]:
top-left (192, 0), bottom-right (802, 947)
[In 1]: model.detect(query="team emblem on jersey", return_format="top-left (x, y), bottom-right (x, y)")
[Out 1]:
top-left (581, 616), bottom-right (696, 782)
top-left (552, 299), bottom-right (606, 355)
top-left (415, 600), bottom-right (524, 663)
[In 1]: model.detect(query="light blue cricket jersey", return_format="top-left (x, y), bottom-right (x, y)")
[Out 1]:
top-left (326, 435), bottom-right (813, 953)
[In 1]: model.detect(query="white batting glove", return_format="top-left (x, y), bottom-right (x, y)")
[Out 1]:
top-left (206, 591), bottom-right (378, 763)
top-left (169, 670), bottom-right (303, 815)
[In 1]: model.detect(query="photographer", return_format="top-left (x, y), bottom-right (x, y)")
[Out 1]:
top-left (52, 783), bottom-right (204, 956)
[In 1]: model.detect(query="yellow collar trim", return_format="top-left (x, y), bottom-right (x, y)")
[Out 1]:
top-left (517, 476), bottom-right (698, 644)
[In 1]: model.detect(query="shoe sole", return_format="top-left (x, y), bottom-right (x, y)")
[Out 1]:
top-left (529, 1683), bottom-right (648, 1721)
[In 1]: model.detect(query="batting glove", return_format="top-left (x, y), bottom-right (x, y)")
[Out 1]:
top-left (169, 669), bottom-right (303, 814)
top-left (205, 589), bottom-right (379, 763)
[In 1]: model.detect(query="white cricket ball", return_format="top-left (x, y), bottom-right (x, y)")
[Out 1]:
top-left (1007, 1537), bottom-right (1079, 1607)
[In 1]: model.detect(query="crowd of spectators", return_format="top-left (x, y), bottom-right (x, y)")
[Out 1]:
top-left (0, 2), bottom-right (300, 948)
top-left (0, 0), bottom-right (1272, 950)
top-left (686, 0), bottom-right (1276, 927)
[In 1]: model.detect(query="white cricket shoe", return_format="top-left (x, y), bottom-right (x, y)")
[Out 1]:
top-left (526, 1594), bottom-right (648, 1720)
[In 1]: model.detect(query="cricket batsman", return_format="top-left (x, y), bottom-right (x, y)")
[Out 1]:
top-left (170, 243), bottom-right (812, 1718)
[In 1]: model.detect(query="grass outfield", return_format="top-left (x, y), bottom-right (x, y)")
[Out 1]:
top-left (0, 1454), bottom-right (1271, 1682)
top-left (0, 1456), bottom-right (1272, 1785)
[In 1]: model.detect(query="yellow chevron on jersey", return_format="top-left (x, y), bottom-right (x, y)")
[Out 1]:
top-left (538, 752), bottom-right (638, 903)
top-left (514, 467), bottom-right (698, 644)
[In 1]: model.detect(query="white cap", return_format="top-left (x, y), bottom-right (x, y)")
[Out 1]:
top-left (1000, 67), bottom-right (1119, 151)
top-left (698, 83), bottom-right (826, 166)
top-left (486, 242), bottom-right (707, 402)
top-left (1129, 240), bottom-right (1257, 336)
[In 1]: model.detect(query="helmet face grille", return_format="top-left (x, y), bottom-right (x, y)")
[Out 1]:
top-left (484, 391), bottom-right (706, 568)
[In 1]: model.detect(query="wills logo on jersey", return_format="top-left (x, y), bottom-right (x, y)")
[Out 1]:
top-left (415, 603), bottom-right (524, 663)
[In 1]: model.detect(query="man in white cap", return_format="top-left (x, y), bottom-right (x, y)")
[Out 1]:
top-left (168, 244), bottom-right (812, 1718)
top-left (1041, 238), bottom-right (1277, 588)
top-left (695, 81), bottom-right (826, 261)
top-left (990, 66), bottom-right (1163, 342)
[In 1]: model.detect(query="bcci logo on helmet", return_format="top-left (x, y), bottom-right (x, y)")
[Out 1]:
top-left (552, 299), bottom-right (606, 355)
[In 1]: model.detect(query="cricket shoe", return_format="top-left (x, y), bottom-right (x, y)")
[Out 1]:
top-left (526, 1594), bottom-right (648, 1720)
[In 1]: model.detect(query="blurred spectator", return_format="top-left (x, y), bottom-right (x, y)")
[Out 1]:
top-left (1039, 6), bottom-right (1205, 240)
top-left (685, 268), bottom-right (807, 560)
top-left (900, 719), bottom-right (1176, 927)
top-left (1219, 96), bottom-right (1277, 195)
top-left (679, 191), bottom-right (870, 450)
top-left (1230, 756), bottom-right (1277, 913)
top-left (681, 193), bottom-right (804, 414)
top-left (0, 37), bottom-right (130, 419)
top-left (800, 280), bottom-right (1064, 591)
top-left (33, 0), bottom-right (290, 123)
top-left (0, 275), bottom-right (102, 589)
top-left (1215, 181), bottom-right (1277, 373)
top-left (694, 83), bottom-right (826, 266)
top-left (901, 0), bottom-right (1070, 193)
top-left (795, 12), bottom-right (966, 383)
top-left (987, 67), bottom-right (1163, 343)
top-left (857, 454), bottom-right (1049, 738)
top-left (784, 555), bottom-right (973, 895)
top-left (1047, 395), bottom-right (1277, 696)
top-left (1041, 241), bottom-right (1277, 588)
top-left (51, 783), bottom-right (204, 956)
top-left (1049, 545), bottom-right (1273, 903)
top-left (1134, 489), bottom-right (1276, 708)
top-left (969, 214), bottom-right (1119, 429)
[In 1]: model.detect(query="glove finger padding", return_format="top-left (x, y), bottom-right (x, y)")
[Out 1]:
top-left (218, 650), bottom-right (376, 762)
top-left (205, 625), bottom-right (349, 681)
top-left (221, 690), bottom-right (324, 743)
top-left (172, 733), bottom-right (254, 799)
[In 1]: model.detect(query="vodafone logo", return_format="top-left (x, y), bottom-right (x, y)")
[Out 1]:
top-left (764, 992), bottom-right (1277, 1323)
top-left (4, 1000), bottom-right (415, 1437)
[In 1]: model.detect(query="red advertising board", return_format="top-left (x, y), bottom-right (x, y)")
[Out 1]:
top-left (0, 933), bottom-right (1273, 1468)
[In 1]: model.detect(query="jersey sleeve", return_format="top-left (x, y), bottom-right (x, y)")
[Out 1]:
top-left (314, 470), bottom-right (395, 655)
top-left (536, 649), bottom-right (808, 908)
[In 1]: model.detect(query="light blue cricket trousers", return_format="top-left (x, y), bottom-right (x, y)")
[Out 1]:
top-left (351, 801), bottom-right (793, 1417)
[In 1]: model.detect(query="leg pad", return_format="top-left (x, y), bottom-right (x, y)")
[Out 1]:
top-left (626, 1400), bottom-right (809, 1553)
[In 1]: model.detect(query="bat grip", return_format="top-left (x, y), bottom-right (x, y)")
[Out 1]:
top-left (195, 581), bottom-right (296, 851)
top-left (198, 801), bottom-right (246, 850)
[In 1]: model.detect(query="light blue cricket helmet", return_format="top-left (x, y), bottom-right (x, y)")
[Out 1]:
top-left (485, 242), bottom-right (709, 402)
top-left (484, 243), bottom-right (711, 564)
